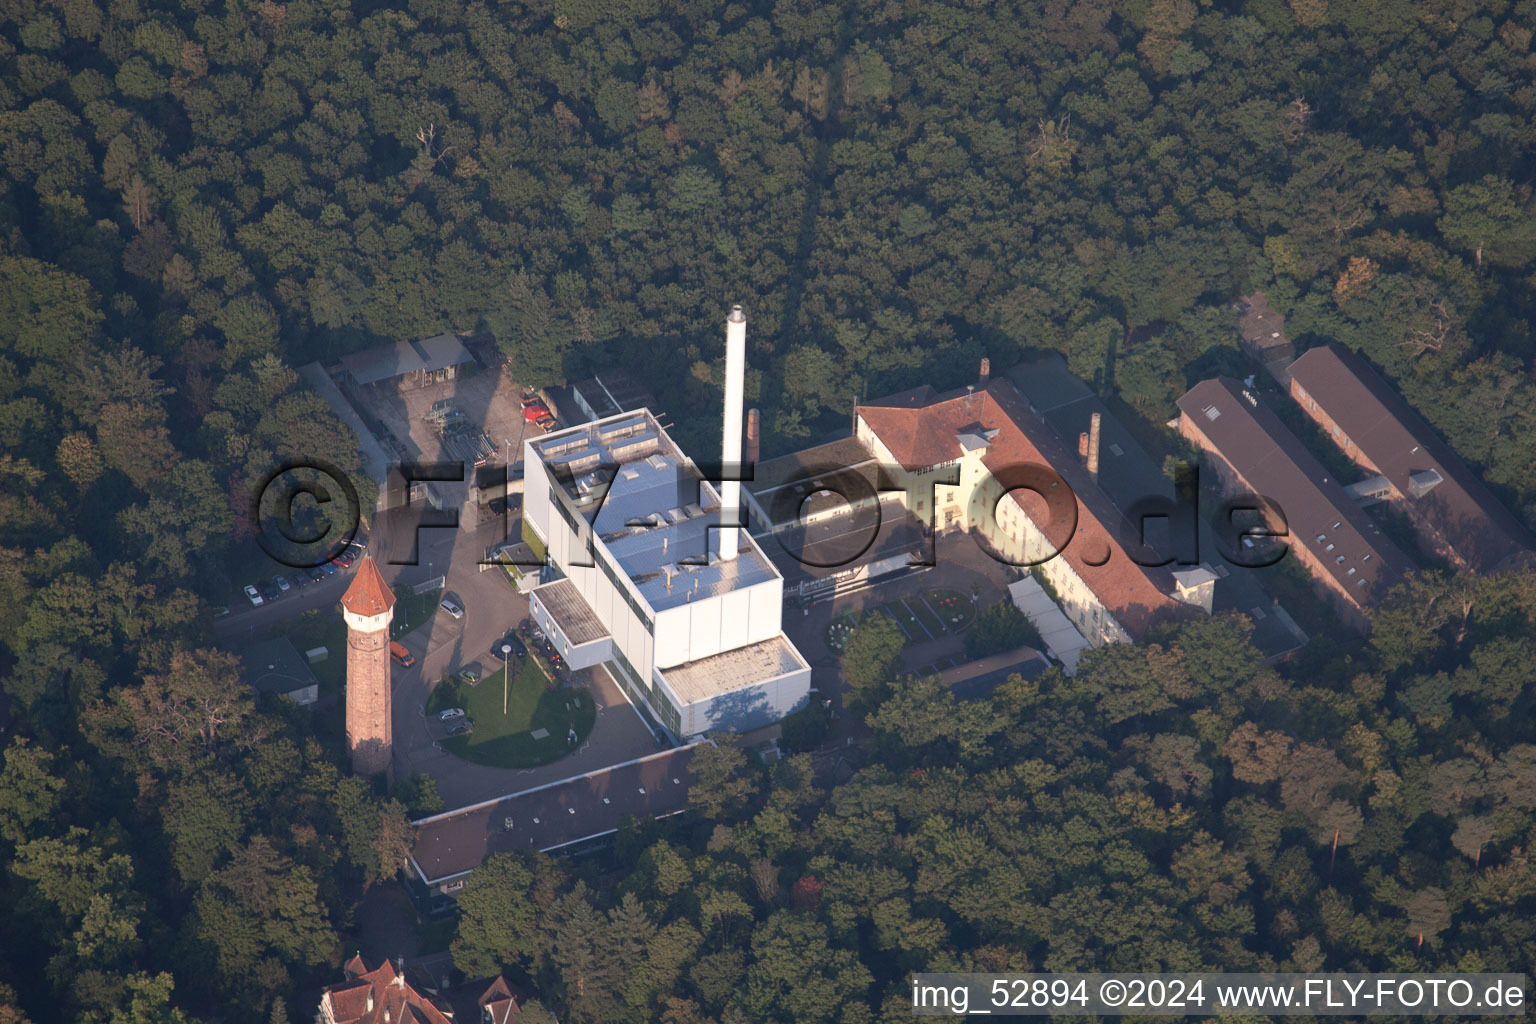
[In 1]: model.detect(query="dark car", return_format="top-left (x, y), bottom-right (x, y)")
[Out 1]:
top-left (289, 572), bottom-right (309, 589)
top-left (307, 567), bottom-right (327, 582)
top-left (446, 721), bottom-right (472, 737)
top-left (257, 581), bottom-right (279, 602)
top-left (320, 561), bottom-right (338, 576)
top-left (506, 634), bottom-right (528, 658)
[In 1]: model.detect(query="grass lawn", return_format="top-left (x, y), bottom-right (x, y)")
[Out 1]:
top-left (426, 657), bottom-right (595, 769)
top-left (907, 596), bottom-right (948, 638)
top-left (881, 599), bottom-right (923, 640)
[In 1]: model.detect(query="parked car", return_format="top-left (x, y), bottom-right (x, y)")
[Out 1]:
top-left (289, 571), bottom-right (309, 589)
top-left (320, 561), bottom-right (338, 576)
top-left (244, 584), bottom-right (263, 607)
top-left (272, 574), bottom-right (291, 593)
top-left (457, 668), bottom-right (480, 686)
top-left (446, 721), bottom-right (472, 737)
top-left (439, 597), bottom-right (464, 619)
top-left (506, 634), bottom-right (528, 658)
top-left (333, 552), bottom-right (353, 569)
top-left (389, 641), bottom-right (415, 667)
top-left (307, 567), bottom-right (327, 582)
top-left (257, 581), bottom-right (279, 602)
top-left (439, 708), bottom-right (466, 721)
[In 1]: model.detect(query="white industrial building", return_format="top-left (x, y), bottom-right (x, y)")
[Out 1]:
top-left (521, 307), bottom-right (812, 741)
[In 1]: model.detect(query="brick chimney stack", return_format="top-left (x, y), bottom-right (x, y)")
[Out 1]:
top-left (745, 408), bottom-right (761, 468)
top-left (1086, 411), bottom-right (1102, 479)
top-left (341, 556), bottom-right (396, 780)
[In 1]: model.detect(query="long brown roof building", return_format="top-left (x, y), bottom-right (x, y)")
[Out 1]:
top-left (1177, 377), bottom-right (1410, 629)
top-left (1288, 344), bottom-right (1535, 575)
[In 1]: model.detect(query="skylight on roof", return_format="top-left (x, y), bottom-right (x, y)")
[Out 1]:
top-left (1204, 407), bottom-right (1221, 421)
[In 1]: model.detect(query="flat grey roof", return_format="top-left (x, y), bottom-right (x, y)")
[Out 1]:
top-left (747, 436), bottom-right (879, 497)
top-left (408, 747), bottom-right (698, 883)
top-left (530, 579), bottom-right (609, 646)
top-left (240, 636), bottom-right (319, 697)
top-left (341, 334), bottom-right (475, 385)
top-left (658, 633), bottom-right (807, 706)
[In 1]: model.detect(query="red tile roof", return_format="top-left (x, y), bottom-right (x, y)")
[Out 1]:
top-left (478, 977), bottom-right (519, 1024)
top-left (342, 556), bottom-right (396, 618)
top-left (858, 380), bottom-right (1193, 638)
top-left (320, 957), bottom-right (452, 1024)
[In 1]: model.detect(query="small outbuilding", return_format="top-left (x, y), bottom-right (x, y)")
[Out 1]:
top-left (341, 334), bottom-right (477, 390)
top-left (240, 636), bottom-right (321, 706)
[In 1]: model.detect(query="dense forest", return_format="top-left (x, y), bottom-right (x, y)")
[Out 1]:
top-left (4, 0), bottom-right (1536, 1020)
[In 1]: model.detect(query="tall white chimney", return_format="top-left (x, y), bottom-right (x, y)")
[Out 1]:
top-left (719, 304), bottom-right (746, 562)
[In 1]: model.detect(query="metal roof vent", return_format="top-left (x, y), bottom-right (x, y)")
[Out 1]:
top-left (1407, 468), bottom-right (1444, 499)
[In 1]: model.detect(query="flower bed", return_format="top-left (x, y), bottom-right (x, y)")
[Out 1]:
top-left (825, 613), bottom-right (858, 653)
top-left (924, 587), bottom-right (975, 631)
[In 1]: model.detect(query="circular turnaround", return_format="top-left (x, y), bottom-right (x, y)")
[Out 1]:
top-left (426, 659), bottom-right (595, 769)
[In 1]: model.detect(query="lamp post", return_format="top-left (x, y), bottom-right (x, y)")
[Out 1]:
top-left (501, 644), bottom-right (512, 715)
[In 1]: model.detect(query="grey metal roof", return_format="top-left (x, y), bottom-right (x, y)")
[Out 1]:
top-left (530, 579), bottom-right (610, 646)
top-left (340, 334), bottom-right (475, 385)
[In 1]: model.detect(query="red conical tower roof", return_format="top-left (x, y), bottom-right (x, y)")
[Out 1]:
top-left (341, 555), bottom-right (396, 618)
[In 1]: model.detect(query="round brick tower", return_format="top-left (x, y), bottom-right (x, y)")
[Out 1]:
top-left (341, 556), bottom-right (396, 779)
